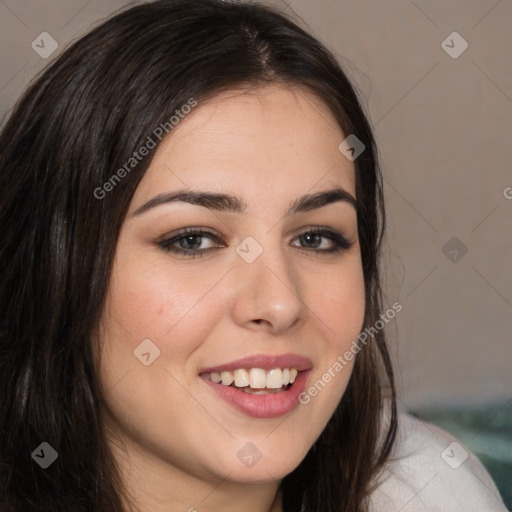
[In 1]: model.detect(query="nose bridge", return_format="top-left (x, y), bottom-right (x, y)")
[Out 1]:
top-left (230, 233), bottom-right (306, 332)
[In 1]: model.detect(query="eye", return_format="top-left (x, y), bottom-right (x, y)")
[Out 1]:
top-left (291, 228), bottom-right (354, 254)
top-left (157, 227), bottom-right (225, 257)
top-left (156, 226), bottom-right (354, 259)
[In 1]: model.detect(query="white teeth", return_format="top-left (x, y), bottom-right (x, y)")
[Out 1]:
top-left (266, 368), bottom-right (283, 389)
top-left (282, 368), bottom-right (290, 386)
top-left (249, 368), bottom-right (267, 389)
top-left (221, 371), bottom-right (234, 386)
top-left (233, 369), bottom-right (250, 387)
top-left (204, 367), bottom-right (301, 389)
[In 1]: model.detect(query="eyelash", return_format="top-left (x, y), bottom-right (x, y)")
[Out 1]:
top-left (157, 226), bottom-right (355, 259)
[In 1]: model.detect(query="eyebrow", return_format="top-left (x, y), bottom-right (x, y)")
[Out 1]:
top-left (131, 187), bottom-right (357, 217)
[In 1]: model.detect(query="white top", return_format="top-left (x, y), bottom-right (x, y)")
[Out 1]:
top-left (368, 411), bottom-right (508, 511)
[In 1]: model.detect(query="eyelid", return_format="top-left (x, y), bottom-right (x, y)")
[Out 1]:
top-left (157, 226), bottom-right (224, 243)
top-left (293, 224), bottom-right (354, 239)
top-left (293, 225), bottom-right (348, 238)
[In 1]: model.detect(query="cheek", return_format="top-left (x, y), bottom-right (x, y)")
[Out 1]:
top-left (308, 257), bottom-right (366, 348)
top-left (97, 253), bottom-right (234, 401)
top-left (297, 257), bottom-right (365, 404)
top-left (96, 259), bottom-right (234, 470)
top-left (103, 254), bottom-right (224, 347)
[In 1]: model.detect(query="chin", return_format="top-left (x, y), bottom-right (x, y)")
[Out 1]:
top-left (225, 463), bottom-right (297, 484)
top-left (211, 445), bottom-right (308, 484)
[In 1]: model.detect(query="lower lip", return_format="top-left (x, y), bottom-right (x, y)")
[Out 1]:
top-left (201, 371), bottom-right (310, 419)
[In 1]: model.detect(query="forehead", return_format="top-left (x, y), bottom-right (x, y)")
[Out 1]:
top-left (131, 85), bottom-right (355, 210)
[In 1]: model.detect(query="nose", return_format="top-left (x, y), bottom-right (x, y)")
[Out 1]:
top-left (229, 241), bottom-right (307, 334)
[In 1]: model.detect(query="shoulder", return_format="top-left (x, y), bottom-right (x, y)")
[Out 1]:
top-left (368, 410), bottom-right (508, 512)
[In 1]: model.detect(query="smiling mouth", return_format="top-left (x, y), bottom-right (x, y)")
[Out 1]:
top-left (201, 367), bottom-right (300, 394)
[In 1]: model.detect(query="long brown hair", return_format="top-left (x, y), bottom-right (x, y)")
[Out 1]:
top-left (0, 1), bottom-right (396, 510)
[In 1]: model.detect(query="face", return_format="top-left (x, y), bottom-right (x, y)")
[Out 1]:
top-left (98, 85), bottom-right (365, 488)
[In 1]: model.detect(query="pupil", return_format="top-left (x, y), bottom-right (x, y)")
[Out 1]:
top-left (302, 233), bottom-right (320, 247)
top-left (180, 235), bottom-right (201, 249)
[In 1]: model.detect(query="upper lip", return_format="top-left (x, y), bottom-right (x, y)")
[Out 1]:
top-left (199, 353), bottom-right (313, 374)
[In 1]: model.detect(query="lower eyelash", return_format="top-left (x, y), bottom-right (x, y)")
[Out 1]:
top-left (173, 249), bottom-right (205, 258)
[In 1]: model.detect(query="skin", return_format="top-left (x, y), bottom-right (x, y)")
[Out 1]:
top-left (97, 85), bottom-right (366, 512)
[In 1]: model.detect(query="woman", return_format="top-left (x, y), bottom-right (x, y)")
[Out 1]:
top-left (0, 1), bottom-right (506, 511)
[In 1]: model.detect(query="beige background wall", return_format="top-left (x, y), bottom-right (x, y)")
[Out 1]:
top-left (1, 0), bottom-right (510, 412)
